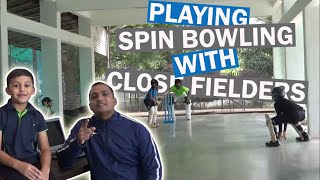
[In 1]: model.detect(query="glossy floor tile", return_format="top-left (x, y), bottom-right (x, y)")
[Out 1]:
top-left (146, 113), bottom-right (320, 180)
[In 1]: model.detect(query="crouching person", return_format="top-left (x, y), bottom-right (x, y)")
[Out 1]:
top-left (265, 87), bottom-right (310, 147)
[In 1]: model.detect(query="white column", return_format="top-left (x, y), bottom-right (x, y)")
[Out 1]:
top-left (304, 0), bottom-right (319, 137)
top-left (280, 0), bottom-right (312, 23)
top-left (0, 0), bottom-right (9, 103)
top-left (40, 0), bottom-right (63, 117)
top-left (79, 17), bottom-right (95, 108)
top-left (283, 0), bottom-right (297, 14)
top-left (272, 0), bottom-right (286, 79)
top-left (285, 12), bottom-right (305, 80)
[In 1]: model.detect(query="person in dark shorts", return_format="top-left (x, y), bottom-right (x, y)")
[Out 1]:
top-left (265, 87), bottom-right (310, 147)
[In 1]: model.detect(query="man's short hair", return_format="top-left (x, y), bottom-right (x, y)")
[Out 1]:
top-left (175, 79), bottom-right (182, 85)
top-left (6, 68), bottom-right (34, 87)
top-left (89, 82), bottom-right (115, 98)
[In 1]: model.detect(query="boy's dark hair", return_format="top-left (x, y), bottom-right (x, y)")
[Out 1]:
top-left (89, 82), bottom-right (114, 98)
top-left (175, 79), bottom-right (182, 85)
top-left (6, 68), bottom-right (34, 87)
top-left (151, 79), bottom-right (158, 85)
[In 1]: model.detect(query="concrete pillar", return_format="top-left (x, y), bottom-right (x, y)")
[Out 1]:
top-left (106, 26), bottom-right (110, 69)
top-left (272, 0), bottom-right (286, 79)
top-left (0, 0), bottom-right (9, 104)
top-left (79, 17), bottom-right (94, 107)
top-left (285, 12), bottom-right (305, 80)
top-left (40, 0), bottom-right (63, 117)
top-left (283, 0), bottom-right (297, 14)
top-left (303, 0), bottom-right (319, 137)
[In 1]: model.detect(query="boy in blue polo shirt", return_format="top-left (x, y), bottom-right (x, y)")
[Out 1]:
top-left (0, 68), bottom-right (55, 179)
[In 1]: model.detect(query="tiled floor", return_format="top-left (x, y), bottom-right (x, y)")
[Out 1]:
top-left (71, 113), bottom-right (320, 180)
top-left (149, 113), bottom-right (319, 180)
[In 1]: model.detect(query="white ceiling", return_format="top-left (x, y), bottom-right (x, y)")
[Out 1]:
top-left (56, 0), bottom-right (274, 25)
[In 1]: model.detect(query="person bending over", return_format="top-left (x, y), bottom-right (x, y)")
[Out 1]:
top-left (265, 87), bottom-right (310, 147)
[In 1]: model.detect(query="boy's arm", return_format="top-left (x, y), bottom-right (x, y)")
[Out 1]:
top-left (279, 123), bottom-right (283, 133)
top-left (184, 86), bottom-right (190, 98)
top-left (186, 88), bottom-right (190, 100)
top-left (0, 133), bottom-right (42, 179)
top-left (0, 132), bottom-right (21, 169)
top-left (183, 86), bottom-right (191, 103)
top-left (37, 131), bottom-right (51, 179)
top-left (284, 123), bottom-right (287, 131)
top-left (274, 103), bottom-right (281, 116)
top-left (283, 123), bottom-right (287, 140)
top-left (278, 123), bottom-right (287, 140)
top-left (56, 121), bottom-right (85, 169)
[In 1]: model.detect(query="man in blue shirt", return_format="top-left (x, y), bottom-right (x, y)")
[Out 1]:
top-left (56, 82), bottom-right (163, 180)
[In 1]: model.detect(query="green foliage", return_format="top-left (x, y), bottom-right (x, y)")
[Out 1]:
top-left (220, 66), bottom-right (243, 76)
top-left (111, 51), bottom-right (167, 71)
top-left (235, 16), bottom-right (273, 78)
top-left (61, 44), bottom-right (80, 93)
top-left (95, 52), bottom-right (108, 78)
top-left (238, 48), bottom-right (273, 78)
top-left (224, 17), bottom-right (273, 78)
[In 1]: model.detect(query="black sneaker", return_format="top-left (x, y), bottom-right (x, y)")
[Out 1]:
top-left (265, 140), bottom-right (280, 147)
top-left (296, 135), bottom-right (310, 142)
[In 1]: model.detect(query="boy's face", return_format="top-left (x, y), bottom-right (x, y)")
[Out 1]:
top-left (151, 82), bottom-right (157, 88)
top-left (43, 101), bottom-right (48, 107)
top-left (89, 84), bottom-right (117, 114)
top-left (48, 101), bottom-right (53, 107)
top-left (175, 82), bottom-right (181, 89)
top-left (6, 76), bottom-right (35, 105)
top-left (44, 101), bottom-right (53, 107)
